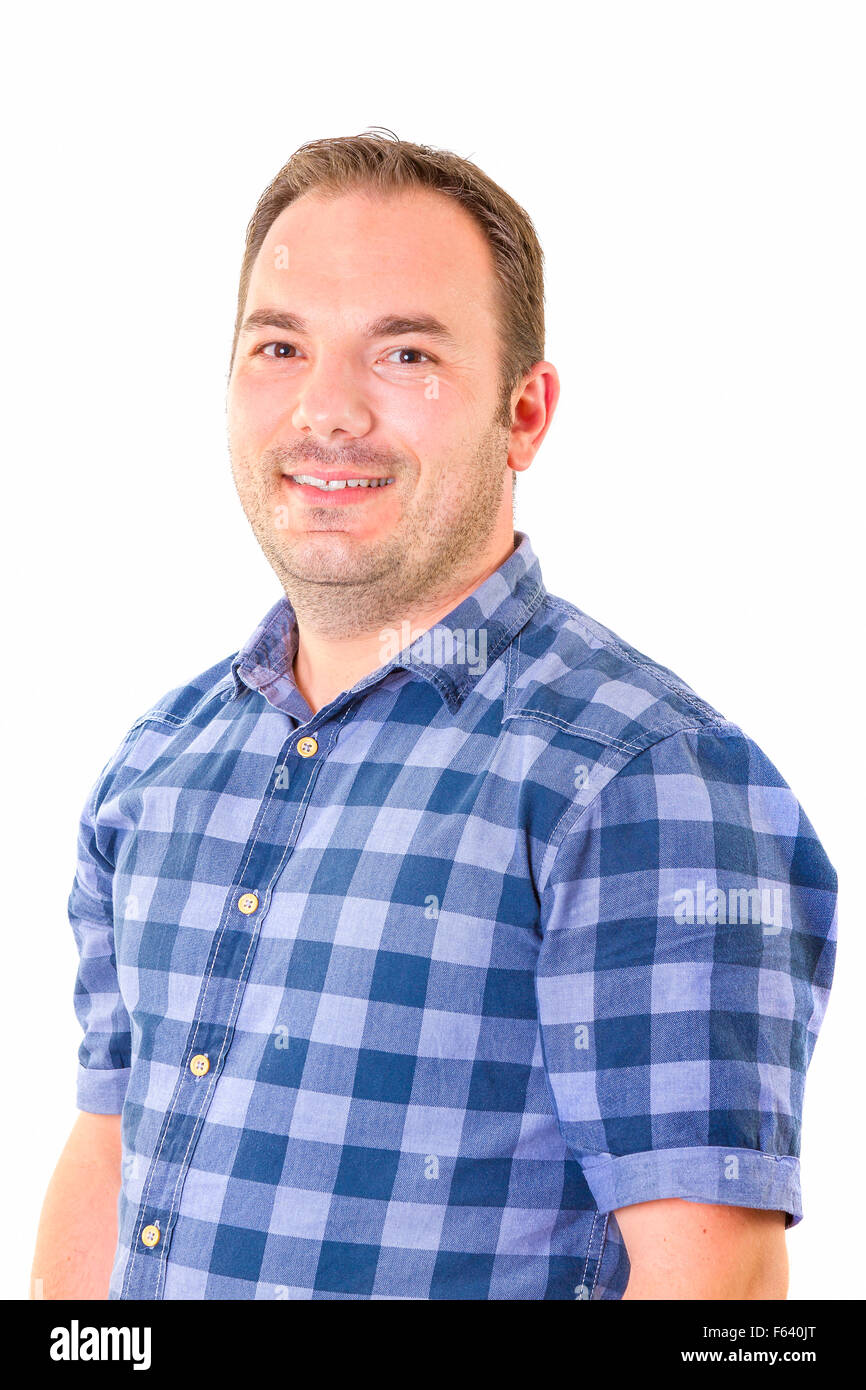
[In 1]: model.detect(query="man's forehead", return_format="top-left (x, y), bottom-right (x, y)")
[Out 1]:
top-left (248, 187), bottom-right (498, 324)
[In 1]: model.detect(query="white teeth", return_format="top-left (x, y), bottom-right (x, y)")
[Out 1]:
top-left (291, 474), bottom-right (395, 490)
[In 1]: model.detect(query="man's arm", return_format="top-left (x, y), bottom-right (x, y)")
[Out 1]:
top-left (31, 1112), bottom-right (122, 1300)
top-left (615, 1198), bottom-right (788, 1300)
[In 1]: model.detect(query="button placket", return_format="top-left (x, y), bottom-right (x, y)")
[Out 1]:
top-left (122, 716), bottom-right (341, 1298)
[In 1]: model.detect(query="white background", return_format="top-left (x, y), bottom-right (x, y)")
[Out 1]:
top-left (2, 1), bottom-right (861, 1301)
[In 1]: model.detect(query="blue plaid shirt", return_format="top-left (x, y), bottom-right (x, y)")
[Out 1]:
top-left (68, 532), bottom-right (837, 1300)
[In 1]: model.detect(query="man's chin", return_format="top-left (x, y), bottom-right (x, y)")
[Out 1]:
top-left (277, 532), bottom-right (398, 587)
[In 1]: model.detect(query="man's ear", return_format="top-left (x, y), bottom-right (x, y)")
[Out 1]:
top-left (507, 361), bottom-right (560, 475)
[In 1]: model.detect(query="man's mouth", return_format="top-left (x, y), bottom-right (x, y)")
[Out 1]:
top-left (286, 473), bottom-right (396, 491)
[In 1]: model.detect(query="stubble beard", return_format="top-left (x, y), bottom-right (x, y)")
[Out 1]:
top-left (230, 415), bottom-right (513, 639)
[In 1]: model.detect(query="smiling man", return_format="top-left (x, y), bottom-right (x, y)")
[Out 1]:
top-left (227, 177), bottom-right (537, 714)
top-left (34, 132), bottom-right (837, 1301)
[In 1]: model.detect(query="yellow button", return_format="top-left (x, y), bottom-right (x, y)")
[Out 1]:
top-left (141, 1224), bottom-right (161, 1248)
top-left (189, 1053), bottom-right (210, 1077)
top-left (297, 736), bottom-right (318, 758)
top-left (237, 892), bottom-right (259, 915)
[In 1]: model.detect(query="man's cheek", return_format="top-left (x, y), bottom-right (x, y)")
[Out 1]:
top-left (230, 377), bottom-right (290, 440)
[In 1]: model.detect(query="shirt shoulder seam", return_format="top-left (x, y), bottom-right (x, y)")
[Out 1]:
top-left (538, 719), bottom-right (748, 894)
top-left (537, 594), bottom-right (726, 724)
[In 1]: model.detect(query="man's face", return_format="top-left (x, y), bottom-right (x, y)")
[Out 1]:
top-left (227, 186), bottom-right (516, 632)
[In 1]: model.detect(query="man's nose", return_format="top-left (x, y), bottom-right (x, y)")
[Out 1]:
top-left (291, 354), bottom-right (373, 441)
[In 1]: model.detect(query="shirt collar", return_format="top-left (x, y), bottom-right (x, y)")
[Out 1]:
top-left (229, 531), bottom-right (546, 713)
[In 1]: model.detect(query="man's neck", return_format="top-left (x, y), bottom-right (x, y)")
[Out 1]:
top-left (291, 538), bottom-right (516, 714)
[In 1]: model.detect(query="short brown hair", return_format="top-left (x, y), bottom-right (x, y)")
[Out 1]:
top-left (231, 129), bottom-right (545, 425)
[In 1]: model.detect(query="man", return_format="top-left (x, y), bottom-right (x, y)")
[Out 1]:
top-left (33, 132), bottom-right (836, 1300)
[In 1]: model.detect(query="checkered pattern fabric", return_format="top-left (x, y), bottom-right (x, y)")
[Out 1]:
top-left (67, 532), bottom-right (837, 1299)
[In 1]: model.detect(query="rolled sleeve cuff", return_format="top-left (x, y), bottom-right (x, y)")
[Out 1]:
top-left (580, 1146), bottom-right (802, 1228)
top-left (76, 1064), bottom-right (131, 1114)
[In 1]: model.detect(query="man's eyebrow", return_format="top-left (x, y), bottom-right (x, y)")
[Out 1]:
top-left (240, 309), bottom-right (458, 345)
top-left (365, 314), bottom-right (457, 346)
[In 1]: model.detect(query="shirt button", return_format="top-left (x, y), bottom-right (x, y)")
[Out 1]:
top-left (237, 891), bottom-right (259, 915)
top-left (297, 735), bottom-right (318, 757)
top-left (141, 1224), bottom-right (161, 1248)
top-left (189, 1053), bottom-right (210, 1077)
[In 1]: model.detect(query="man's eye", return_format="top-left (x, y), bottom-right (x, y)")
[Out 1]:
top-left (383, 347), bottom-right (432, 365)
top-left (258, 342), bottom-right (300, 358)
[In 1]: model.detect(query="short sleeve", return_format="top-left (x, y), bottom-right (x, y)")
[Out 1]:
top-left (536, 726), bottom-right (838, 1228)
top-left (67, 722), bottom-right (145, 1113)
